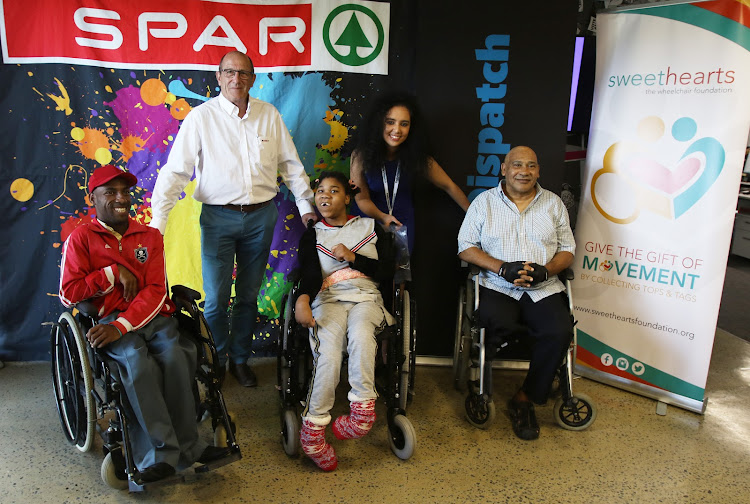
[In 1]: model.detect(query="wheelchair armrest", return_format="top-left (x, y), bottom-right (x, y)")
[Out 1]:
top-left (171, 285), bottom-right (201, 314)
top-left (76, 301), bottom-right (99, 319)
top-left (459, 260), bottom-right (482, 276)
top-left (171, 285), bottom-right (201, 301)
top-left (558, 268), bottom-right (574, 282)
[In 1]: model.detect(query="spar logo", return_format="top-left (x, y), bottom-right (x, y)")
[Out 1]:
top-left (323, 4), bottom-right (385, 66)
top-left (591, 116), bottom-right (725, 224)
top-left (0, 0), bottom-right (389, 73)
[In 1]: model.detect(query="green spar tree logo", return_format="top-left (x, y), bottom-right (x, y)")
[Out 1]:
top-left (323, 4), bottom-right (384, 66)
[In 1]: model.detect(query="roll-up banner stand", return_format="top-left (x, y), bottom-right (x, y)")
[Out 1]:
top-left (572, 0), bottom-right (750, 413)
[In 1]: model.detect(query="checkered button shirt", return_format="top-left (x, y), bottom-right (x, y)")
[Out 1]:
top-left (457, 183), bottom-right (575, 302)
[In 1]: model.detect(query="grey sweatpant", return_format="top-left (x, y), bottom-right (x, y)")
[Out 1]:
top-left (101, 313), bottom-right (207, 470)
top-left (302, 279), bottom-right (394, 426)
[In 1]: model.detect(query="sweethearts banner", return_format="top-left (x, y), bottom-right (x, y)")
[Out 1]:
top-left (571, 0), bottom-right (750, 413)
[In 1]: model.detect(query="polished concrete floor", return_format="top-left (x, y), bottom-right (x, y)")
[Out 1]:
top-left (2, 328), bottom-right (749, 504)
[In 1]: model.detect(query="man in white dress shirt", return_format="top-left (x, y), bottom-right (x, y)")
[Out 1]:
top-left (457, 145), bottom-right (575, 440)
top-left (151, 51), bottom-right (316, 387)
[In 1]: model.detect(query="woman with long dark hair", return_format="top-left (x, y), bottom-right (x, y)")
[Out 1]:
top-left (349, 93), bottom-right (469, 252)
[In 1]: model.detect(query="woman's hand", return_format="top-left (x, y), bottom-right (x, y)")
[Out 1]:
top-left (379, 214), bottom-right (403, 228)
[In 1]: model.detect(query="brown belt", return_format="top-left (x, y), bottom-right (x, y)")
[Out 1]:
top-left (222, 201), bottom-right (271, 213)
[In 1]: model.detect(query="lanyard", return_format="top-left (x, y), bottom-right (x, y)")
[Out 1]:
top-left (381, 161), bottom-right (401, 216)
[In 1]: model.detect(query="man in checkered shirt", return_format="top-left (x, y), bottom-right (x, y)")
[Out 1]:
top-left (457, 145), bottom-right (575, 441)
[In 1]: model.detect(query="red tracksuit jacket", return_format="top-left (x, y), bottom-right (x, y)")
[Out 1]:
top-left (59, 218), bottom-right (176, 336)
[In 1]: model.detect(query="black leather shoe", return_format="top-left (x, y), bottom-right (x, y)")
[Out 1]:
top-left (228, 361), bottom-right (257, 387)
top-left (197, 445), bottom-right (232, 464)
top-left (508, 399), bottom-right (540, 440)
top-left (139, 462), bottom-right (175, 483)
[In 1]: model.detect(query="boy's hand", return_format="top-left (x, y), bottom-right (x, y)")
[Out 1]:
top-left (295, 295), bottom-right (316, 328)
top-left (331, 244), bottom-right (355, 263)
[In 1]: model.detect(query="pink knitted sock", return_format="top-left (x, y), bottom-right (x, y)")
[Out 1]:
top-left (332, 400), bottom-right (376, 440)
top-left (300, 419), bottom-right (337, 471)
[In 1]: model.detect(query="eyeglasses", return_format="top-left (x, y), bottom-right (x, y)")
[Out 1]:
top-left (220, 68), bottom-right (254, 80)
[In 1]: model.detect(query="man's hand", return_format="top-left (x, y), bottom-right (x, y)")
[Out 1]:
top-left (87, 324), bottom-right (121, 348)
top-left (331, 244), bottom-right (355, 263)
top-left (498, 261), bottom-right (527, 283)
top-left (301, 212), bottom-right (318, 226)
top-left (118, 266), bottom-right (138, 302)
top-left (525, 263), bottom-right (548, 285)
top-left (295, 295), bottom-right (316, 328)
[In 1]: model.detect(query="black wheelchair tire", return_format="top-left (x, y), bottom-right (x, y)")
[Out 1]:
top-left (51, 312), bottom-right (95, 452)
top-left (399, 289), bottom-right (411, 411)
top-left (452, 286), bottom-right (466, 391)
top-left (554, 392), bottom-right (597, 431)
top-left (465, 394), bottom-right (496, 430)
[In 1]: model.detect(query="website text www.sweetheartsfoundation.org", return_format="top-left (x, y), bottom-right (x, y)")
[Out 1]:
top-left (573, 305), bottom-right (695, 340)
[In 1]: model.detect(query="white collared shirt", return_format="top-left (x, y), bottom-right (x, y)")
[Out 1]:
top-left (457, 182), bottom-right (576, 302)
top-left (150, 93), bottom-right (314, 233)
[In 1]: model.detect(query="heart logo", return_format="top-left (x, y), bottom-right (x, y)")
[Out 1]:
top-left (600, 260), bottom-right (613, 271)
top-left (627, 156), bottom-right (701, 195)
top-left (591, 116), bottom-right (725, 224)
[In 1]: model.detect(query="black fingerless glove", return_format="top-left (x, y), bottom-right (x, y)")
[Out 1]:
top-left (498, 261), bottom-right (526, 283)
top-left (527, 263), bottom-right (549, 285)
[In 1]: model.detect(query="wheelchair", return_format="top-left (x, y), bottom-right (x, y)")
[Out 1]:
top-left (49, 285), bottom-right (241, 492)
top-left (453, 264), bottom-right (597, 431)
top-left (276, 259), bottom-right (418, 461)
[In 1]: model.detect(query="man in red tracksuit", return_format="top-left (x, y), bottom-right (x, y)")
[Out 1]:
top-left (59, 165), bottom-right (227, 483)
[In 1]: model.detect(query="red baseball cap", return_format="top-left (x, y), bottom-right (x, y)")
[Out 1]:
top-left (88, 165), bottom-right (137, 193)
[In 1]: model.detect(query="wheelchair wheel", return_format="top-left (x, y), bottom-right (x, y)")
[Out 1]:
top-left (465, 394), bottom-right (495, 430)
top-left (452, 285), bottom-right (467, 391)
top-left (388, 414), bottom-right (416, 460)
top-left (554, 392), bottom-right (597, 431)
top-left (51, 312), bottom-right (95, 452)
top-left (398, 289), bottom-right (411, 411)
top-left (277, 294), bottom-right (293, 402)
top-left (101, 447), bottom-right (128, 490)
top-left (280, 408), bottom-right (300, 457)
top-left (213, 411), bottom-right (237, 448)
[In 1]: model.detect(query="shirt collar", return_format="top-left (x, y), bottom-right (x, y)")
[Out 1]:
top-left (317, 215), bottom-right (358, 228)
top-left (217, 92), bottom-right (249, 119)
top-left (96, 218), bottom-right (125, 241)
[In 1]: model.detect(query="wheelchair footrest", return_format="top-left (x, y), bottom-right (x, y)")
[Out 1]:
top-left (194, 449), bottom-right (242, 474)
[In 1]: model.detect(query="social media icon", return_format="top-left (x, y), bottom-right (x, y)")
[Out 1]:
top-left (632, 362), bottom-right (645, 376)
top-left (616, 357), bottom-right (629, 371)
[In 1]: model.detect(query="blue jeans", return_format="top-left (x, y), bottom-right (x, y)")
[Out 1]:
top-left (200, 203), bottom-right (278, 365)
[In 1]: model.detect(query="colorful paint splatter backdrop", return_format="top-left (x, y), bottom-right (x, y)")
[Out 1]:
top-left (0, 60), bottom-right (399, 360)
